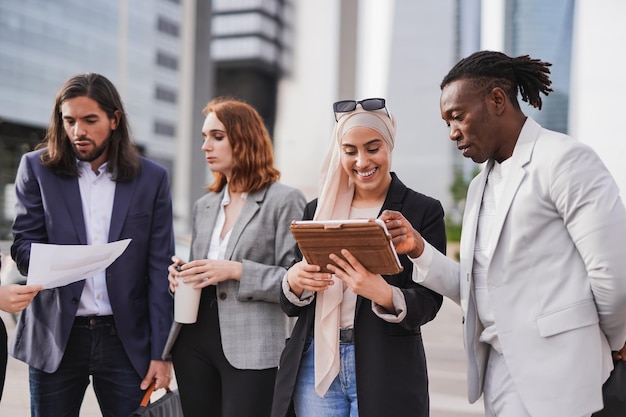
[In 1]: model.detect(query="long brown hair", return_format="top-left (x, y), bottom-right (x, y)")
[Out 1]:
top-left (38, 73), bottom-right (140, 181)
top-left (203, 98), bottom-right (280, 193)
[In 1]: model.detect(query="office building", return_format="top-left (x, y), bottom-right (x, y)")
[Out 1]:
top-left (0, 0), bottom-right (183, 238)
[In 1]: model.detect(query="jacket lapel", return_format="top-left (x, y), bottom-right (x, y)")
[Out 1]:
top-left (108, 180), bottom-right (136, 242)
top-left (59, 177), bottom-right (88, 244)
top-left (193, 191), bottom-right (223, 261)
top-left (380, 172), bottom-right (405, 214)
top-left (461, 163), bottom-right (490, 274)
top-left (487, 164), bottom-right (525, 249)
top-left (486, 118), bottom-right (539, 261)
top-left (224, 186), bottom-right (267, 260)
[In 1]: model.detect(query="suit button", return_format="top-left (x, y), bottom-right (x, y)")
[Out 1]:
top-left (219, 293), bottom-right (227, 300)
top-left (462, 316), bottom-right (465, 324)
top-left (71, 297), bottom-right (79, 304)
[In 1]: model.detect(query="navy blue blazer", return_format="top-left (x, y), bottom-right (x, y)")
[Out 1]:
top-left (10, 148), bottom-right (174, 377)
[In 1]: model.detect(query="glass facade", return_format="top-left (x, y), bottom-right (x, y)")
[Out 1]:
top-left (506, 0), bottom-right (575, 133)
top-left (0, 0), bottom-right (182, 238)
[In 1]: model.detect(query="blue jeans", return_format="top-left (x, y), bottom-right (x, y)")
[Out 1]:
top-left (293, 334), bottom-right (359, 417)
top-left (29, 316), bottom-right (144, 417)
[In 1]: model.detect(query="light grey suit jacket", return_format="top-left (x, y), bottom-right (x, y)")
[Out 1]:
top-left (416, 118), bottom-right (626, 417)
top-left (163, 182), bottom-right (306, 369)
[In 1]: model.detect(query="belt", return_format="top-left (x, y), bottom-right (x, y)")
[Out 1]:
top-left (340, 328), bottom-right (354, 344)
top-left (74, 315), bottom-right (115, 327)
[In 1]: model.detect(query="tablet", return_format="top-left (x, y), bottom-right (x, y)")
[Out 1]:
top-left (290, 218), bottom-right (403, 275)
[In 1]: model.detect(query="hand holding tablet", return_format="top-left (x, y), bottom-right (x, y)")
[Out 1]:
top-left (290, 218), bottom-right (403, 275)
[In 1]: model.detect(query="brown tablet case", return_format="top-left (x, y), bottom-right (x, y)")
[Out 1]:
top-left (290, 219), bottom-right (403, 275)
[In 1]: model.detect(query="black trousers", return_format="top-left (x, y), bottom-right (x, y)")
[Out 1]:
top-left (171, 286), bottom-right (277, 417)
top-left (0, 317), bottom-right (7, 402)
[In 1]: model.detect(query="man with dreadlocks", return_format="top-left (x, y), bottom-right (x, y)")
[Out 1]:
top-left (381, 50), bottom-right (626, 417)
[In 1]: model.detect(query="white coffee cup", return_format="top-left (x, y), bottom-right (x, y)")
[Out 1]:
top-left (174, 278), bottom-right (202, 324)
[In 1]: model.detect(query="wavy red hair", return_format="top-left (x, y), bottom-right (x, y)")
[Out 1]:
top-left (203, 98), bottom-right (280, 193)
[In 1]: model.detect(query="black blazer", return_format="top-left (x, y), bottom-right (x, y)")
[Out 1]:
top-left (0, 254), bottom-right (5, 402)
top-left (271, 173), bottom-right (447, 417)
top-left (0, 316), bottom-right (6, 402)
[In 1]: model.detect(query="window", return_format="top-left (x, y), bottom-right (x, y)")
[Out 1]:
top-left (154, 120), bottom-right (176, 137)
top-left (157, 16), bottom-right (180, 37)
top-left (155, 85), bottom-right (177, 104)
top-left (156, 51), bottom-right (179, 70)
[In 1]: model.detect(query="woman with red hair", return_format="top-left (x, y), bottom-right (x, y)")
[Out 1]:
top-left (163, 98), bottom-right (306, 417)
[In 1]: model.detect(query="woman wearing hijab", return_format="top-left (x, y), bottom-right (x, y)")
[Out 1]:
top-left (271, 99), bottom-right (447, 417)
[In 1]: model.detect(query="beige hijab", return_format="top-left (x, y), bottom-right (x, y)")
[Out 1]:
top-left (313, 106), bottom-right (396, 396)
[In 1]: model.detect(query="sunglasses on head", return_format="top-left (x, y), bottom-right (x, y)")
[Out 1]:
top-left (333, 98), bottom-right (389, 121)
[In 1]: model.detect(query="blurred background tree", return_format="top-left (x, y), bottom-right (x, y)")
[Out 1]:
top-left (445, 166), bottom-right (480, 259)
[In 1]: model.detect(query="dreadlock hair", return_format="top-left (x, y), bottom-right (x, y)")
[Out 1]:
top-left (38, 73), bottom-right (140, 181)
top-left (440, 51), bottom-right (554, 110)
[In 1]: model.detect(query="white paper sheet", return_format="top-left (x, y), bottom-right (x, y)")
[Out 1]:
top-left (26, 239), bottom-right (132, 289)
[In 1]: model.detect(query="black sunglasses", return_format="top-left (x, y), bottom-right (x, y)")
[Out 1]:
top-left (333, 98), bottom-right (389, 121)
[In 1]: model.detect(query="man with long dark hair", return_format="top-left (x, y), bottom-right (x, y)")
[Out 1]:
top-left (11, 73), bottom-right (175, 417)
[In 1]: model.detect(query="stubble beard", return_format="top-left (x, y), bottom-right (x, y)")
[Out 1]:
top-left (72, 133), bottom-right (112, 163)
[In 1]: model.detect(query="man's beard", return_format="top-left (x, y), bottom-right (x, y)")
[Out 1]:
top-left (72, 133), bottom-right (112, 162)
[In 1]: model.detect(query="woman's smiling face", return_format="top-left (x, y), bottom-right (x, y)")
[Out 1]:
top-left (340, 126), bottom-right (392, 197)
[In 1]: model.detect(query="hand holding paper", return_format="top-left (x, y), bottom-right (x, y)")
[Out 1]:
top-left (27, 239), bottom-right (132, 289)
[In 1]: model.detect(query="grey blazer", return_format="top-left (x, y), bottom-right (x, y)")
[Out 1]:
top-left (163, 182), bottom-right (306, 369)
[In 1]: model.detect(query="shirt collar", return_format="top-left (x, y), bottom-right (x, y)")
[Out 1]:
top-left (221, 183), bottom-right (248, 206)
top-left (77, 160), bottom-right (110, 177)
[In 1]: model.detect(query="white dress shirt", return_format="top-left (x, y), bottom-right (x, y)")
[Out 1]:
top-left (206, 184), bottom-right (247, 262)
top-left (76, 161), bottom-right (115, 316)
top-left (473, 161), bottom-right (506, 352)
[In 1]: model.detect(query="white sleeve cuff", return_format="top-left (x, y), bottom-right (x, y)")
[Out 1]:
top-left (371, 286), bottom-right (407, 323)
top-left (410, 241), bottom-right (434, 283)
top-left (281, 273), bottom-right (314, 306)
